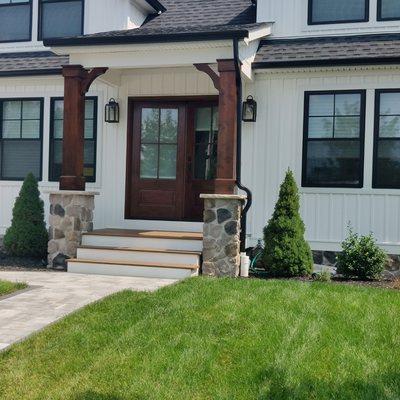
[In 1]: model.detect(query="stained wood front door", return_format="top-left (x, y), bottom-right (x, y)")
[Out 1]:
top-left (126, 98), bottom-right (219, 221)
top-left (126, 101), bottom-right (186, 220)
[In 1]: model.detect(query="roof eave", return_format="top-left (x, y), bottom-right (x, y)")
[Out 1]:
top-left (253, 57), bottom-right (400, 69)
top-left (43, 30), bottom-right (250, 47)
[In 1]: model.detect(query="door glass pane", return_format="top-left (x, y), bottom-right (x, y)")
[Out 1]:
top-left (160, 108), bottom-right (178, 143)
top-left (141, 108), bottom-right (159, 143)
top-left (140, 144), bottom-right (158, 179)
top-left (159, 145), bottom-right (177, 179)
top-left (195, 107), bottom-right (212, 131)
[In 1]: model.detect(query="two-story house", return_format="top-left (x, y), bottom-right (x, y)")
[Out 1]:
top-left (1, 0), bottom-right (400, 277)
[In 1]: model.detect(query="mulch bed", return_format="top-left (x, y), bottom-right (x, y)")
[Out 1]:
top-left (0, 248), bottom-right (47, 271)
top-left (250, 271), bottom-right (400, 290)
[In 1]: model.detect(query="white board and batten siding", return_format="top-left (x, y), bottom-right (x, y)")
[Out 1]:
top-left (0, 75), bottom-right (113, 235)
top-left (258, 0), bottom-right (400, 38)
top-left (241, 65), bottom-right (400, 253)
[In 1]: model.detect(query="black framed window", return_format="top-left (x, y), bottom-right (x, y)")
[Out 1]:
top-left (0, 0), bottom-right (32, 43)
top-left (308, 0), bottom-right (369, 25)
top-left (377, 0), bottom-right (400, 21)
top-left (302, 91), bottom-right (366, 188)
top-left (0, 99), bottom-right (43, 181)
top-left (49, 97), bottom-right (97, 182)
top-left (39, 0), bottom-right (84, 40)
top-left (373, 90), bottom-right (400, 188)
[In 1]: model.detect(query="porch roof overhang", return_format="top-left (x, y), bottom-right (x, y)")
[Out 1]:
top-left (47, 23), bottom-right (272, 80)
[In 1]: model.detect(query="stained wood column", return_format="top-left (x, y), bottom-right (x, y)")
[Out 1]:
top-left (60, 65), bottom-right (107, 191)
top-left (215, 59), bottom-right (238, 194)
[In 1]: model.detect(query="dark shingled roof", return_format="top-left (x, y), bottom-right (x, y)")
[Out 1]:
top-left (0, 51), bottom-right (68, 76)
top-left (44, 0), bottom-right (258, 46)
top-left (254, 34), bottom-right (400, 68)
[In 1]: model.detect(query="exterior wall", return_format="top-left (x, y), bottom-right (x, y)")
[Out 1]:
top-left (0, 75), bottom-right (110, 234)
top-left (258, 0), bottom-right (400, 38)
top-left (241, 65), bottom-right (400, 254)
top-left (0, 67), bottom-right (215, 235)
top-left (0, 0), bottom-right (146, 54)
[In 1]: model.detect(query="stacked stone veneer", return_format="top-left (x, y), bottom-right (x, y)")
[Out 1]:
top-left (201, 194), bottom-right (246, 277)
top-left (47, 191), bottom-right (98, 270)
top-left (313, 250), bottom-right (400, 278)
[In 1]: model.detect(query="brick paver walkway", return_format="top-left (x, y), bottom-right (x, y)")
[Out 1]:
top-left (0, 271), bottom-right (176, 351)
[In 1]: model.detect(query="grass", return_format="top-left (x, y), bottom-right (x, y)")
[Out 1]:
top-left (0, 280), bottom-right (26, 297)
top-left (0, 278), bottom-right (400, 400)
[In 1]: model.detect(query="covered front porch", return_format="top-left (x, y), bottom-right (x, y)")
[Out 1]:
top-left (45, 27), bottom-right (270, 276)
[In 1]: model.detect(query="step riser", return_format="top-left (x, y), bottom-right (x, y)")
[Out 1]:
top-left (77, 248), bottom-right (200, 266)
top-left (82, 235), bottom-right (203, 252)
top-left (68, 262), bottom-right (198, 280)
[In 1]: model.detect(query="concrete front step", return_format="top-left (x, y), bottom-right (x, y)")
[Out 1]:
top-left (82, 229), bottom-right (203, 252)
top-left (67, 259), bottom-right (199, 279)
top-left (77, 246), bottom-right (201, 266)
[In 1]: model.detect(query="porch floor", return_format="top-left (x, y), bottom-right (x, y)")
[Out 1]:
top-left (86, 229), bottom-right (203, 241)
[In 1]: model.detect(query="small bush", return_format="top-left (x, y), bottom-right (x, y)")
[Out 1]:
top-left (336, 228), bottom-right (387, 281)
top-left (313, 268), bottom-right (332, 282)
top-left (3, 173), bottom-right (48, 258)
top-left (263, 169), bottom-right (313, 277)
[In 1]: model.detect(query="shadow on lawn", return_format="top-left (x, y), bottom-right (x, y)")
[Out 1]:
top-left (258, 368), bottom-right (400, 400)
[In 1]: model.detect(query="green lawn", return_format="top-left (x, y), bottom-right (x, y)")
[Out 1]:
top-left (0, 280), bottom-right (26, 297)
top-left (0, 278), bottom-right (399, 400)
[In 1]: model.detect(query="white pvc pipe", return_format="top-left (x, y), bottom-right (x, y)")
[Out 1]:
top-left (240, 252), bottom-right (250, 278)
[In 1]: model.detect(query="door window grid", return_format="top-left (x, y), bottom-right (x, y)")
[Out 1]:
top-left (140, 108), bottom-right (178, 180)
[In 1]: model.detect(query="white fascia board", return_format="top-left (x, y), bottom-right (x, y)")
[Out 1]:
top-left (132, 0), bottom-right (158, 13)
top-left (244, 22), bottom-right (273, 44)
top-left (52, 41), bottom-right (234, 69)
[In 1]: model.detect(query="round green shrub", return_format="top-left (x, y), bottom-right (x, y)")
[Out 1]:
top-left (262, 169), bottom-right (313, 277)
top-left (336, 229), bottom-right (387, 281)
top-left (3, 173), bottom-right (48, 258)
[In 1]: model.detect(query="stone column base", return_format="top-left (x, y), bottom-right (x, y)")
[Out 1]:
top-left (200, 194), bottom-right (247, 277)
top-left (47, 191), bottom-right (99, 270)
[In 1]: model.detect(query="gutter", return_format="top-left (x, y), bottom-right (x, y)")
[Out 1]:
top-left (233, 38), bottom-right (253, 253)
top-left (44, 29), bottom-right (251, 47)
